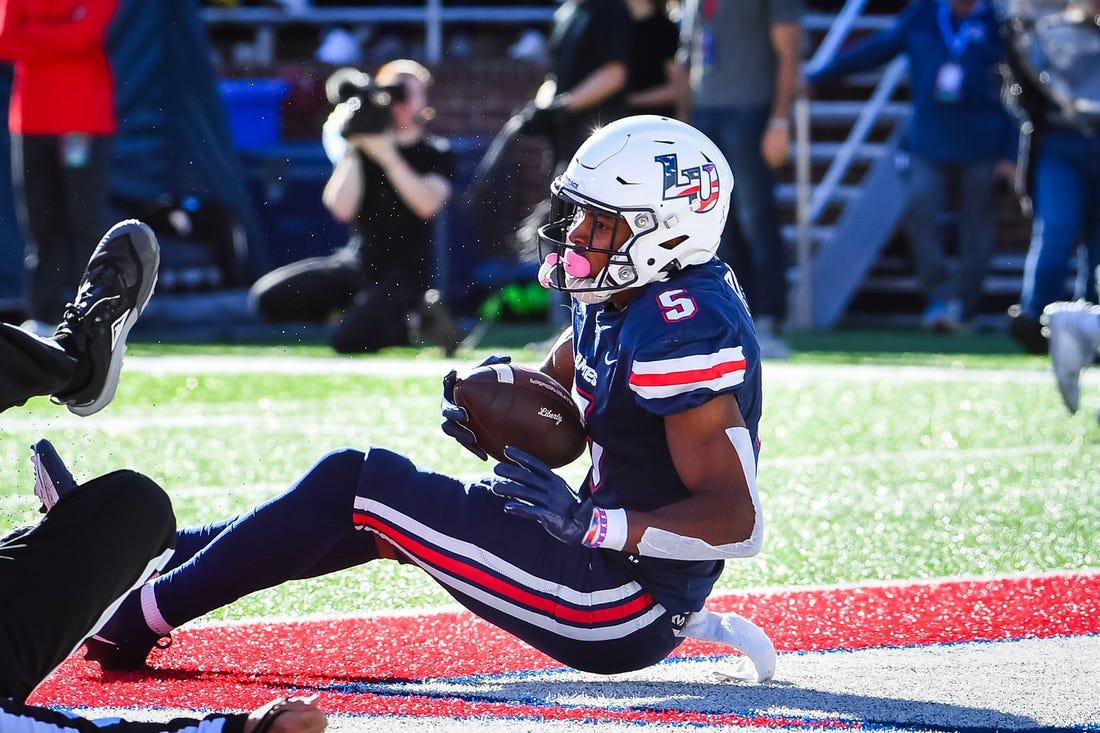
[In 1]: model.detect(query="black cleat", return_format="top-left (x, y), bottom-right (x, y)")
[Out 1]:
top-left (30, 438), bottom-right (77, 512)
top-left (84, 585), bottom-right (171, 671)
top-left (84, 633), bottom-right (170, 672)
top-left (52, 220), bottom-right (160, 416)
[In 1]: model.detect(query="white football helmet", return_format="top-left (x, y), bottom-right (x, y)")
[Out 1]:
top-left (537, 115), bottom-right (733, 302)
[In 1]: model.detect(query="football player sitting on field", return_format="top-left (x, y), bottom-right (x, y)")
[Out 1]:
top-left (60, 116), bottom-right (778, 681)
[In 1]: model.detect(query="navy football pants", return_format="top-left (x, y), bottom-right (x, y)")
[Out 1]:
top-left (153, 448), bottom-right (683, 674)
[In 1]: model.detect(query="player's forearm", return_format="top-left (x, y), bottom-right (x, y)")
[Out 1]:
top-left (770, 22), bottom-right (802, 122)
top-left (621, 487), bottom-right (761, 559)
top-left (322, 154), bottom-right (364, 223)
top-left (561, 63), bottom-right (627, 112)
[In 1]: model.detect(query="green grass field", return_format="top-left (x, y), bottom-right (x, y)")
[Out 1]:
top-left (1, 328), bottom-right (1096, 623)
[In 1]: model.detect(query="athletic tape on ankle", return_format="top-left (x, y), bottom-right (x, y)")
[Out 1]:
top-left (141, 584), bottom-right (174, 636)
top-left (582, 507), bottom-right (627, 551)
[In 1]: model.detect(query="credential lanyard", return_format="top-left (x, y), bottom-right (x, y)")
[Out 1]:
top-left (937, 0), bottom-right (985, 58)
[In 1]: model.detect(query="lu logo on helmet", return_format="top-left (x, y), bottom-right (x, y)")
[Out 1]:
top-left (655, 153), bottom-right (720, 213)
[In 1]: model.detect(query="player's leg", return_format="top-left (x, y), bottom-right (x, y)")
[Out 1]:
top-left (954, 159), bottom-right (998, 325)
top-left (1019, 137), bottom-right (1086, 322)
top-left (0, 323), bottom-right (76, 414)
top-left (85, 448), bottom-right (380, 669)
top-left (351, 449), bottom-right (684, 674)
top-left (1077, 164), bottom-right (1100, 305)
top-left (0, 219), bottom-right (159, 416)
top-left (15, 135), bottom-right (69, 328)
top-left (904, 156), bottom-right (952, 328)
top-left (710, 106), bottom-right (786, 324)
top-left (87, 447), bottom-right (682, 675)
top-left (248, 251), bottom-right (362, 323)
top-left (0, 470), bottom-right (174, 700)
top-left (59, 135), bottom-right (113, 303)
top-left (330, 285), bottom-right (415, 354)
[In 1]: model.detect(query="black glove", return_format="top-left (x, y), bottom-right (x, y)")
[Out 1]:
top-left (492, 445), bottom-right (593, 545)
top-left (518, 98), bottom-right (568, 138)
top-left (440, 354), bottom-right (512, 460)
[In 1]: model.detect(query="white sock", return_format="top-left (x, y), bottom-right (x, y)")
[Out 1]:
top-left (140, 583), bottom-right (174, 636)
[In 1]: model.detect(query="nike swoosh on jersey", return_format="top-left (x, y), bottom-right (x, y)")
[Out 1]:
top-left (627, 346), bottom-right (746, 399)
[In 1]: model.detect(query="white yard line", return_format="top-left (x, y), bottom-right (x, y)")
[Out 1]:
top-left (120, 354), bottom-right (1072, 384)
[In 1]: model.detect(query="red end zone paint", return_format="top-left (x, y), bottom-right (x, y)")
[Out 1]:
top-left (28, 572), bottom-right (1099, 719)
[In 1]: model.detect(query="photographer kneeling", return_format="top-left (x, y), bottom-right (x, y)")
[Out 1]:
top-left (249, 59), bottom-right (460, 354)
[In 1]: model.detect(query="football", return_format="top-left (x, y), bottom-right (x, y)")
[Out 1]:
top-left (452, 363), bottom-right (586, 468)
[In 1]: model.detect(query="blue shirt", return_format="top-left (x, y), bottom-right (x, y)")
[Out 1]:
top-left (808, 0), bottom-right (1018, 162)
top-left (571, 257), bottom-right (762, 612)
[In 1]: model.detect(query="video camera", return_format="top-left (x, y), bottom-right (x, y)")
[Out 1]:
top-left (325, 67), bottom-right (407, 136)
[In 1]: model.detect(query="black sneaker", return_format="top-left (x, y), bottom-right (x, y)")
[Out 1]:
top-left (84, 587), bottom-right (170, 671)
top-left (52, 220), bottom-right (160, 416)
top-left (30, 438), bottom-right (77, 512)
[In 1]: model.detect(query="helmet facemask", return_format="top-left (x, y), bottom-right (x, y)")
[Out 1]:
top-left (537, 183), bottom-right (660, 304)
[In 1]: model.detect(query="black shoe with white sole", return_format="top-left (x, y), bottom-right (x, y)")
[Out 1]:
top-left (52, 220), bottom-right (160, 416)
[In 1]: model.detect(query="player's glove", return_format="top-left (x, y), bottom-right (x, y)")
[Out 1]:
top-left (440, 354), bottom-right (512, 460)
top-left (492, 445), bottom-right (593, 545)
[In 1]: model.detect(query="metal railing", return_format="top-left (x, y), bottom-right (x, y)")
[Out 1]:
top-left (201, 3), bottom-right (557, 65)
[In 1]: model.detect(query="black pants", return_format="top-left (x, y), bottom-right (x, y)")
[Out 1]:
top-left (248, 249), bottom-right (417, 353)
top-left (0, 322), bottom-right (76, 413)
top-left (11, 133), bottom-right (112, 323)
top-left (0, 471), bottom-right (175, 700)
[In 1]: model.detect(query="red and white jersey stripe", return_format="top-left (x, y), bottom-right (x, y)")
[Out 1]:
top-left (628, 346), bottom-right (747, 401)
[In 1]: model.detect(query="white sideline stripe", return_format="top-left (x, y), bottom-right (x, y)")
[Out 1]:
top-left (116, 355), bottom-right (1072, 384)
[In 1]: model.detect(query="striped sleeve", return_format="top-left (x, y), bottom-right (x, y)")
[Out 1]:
top-left (628, 346), bottom-right (747, 404)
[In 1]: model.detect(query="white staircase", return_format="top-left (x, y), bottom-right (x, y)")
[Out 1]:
top-left (785, 1), bottom-right (912, 328)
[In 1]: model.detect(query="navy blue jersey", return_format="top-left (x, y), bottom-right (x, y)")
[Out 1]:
top-left (571, 257), bottom-right (762, 611)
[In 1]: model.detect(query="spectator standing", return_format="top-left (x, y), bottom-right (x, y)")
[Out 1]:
top-left (679, 0), bottom-right (802, 358)
top-left (806, 0), bottom-right (1018, 334)
top-left (625, 0), bottom-right (689, 120)
top-left (0, 0), bottom-right (118, 338)
top-left (519, 0), bottom-right (631, 330)
top-left (1001, 0), bottom-right (1100, 354)
top-left (249, 59), bottom-right (461, 355)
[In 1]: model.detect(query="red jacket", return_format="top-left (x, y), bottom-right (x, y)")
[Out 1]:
top-left (0, 0), bottom-right (118, 135)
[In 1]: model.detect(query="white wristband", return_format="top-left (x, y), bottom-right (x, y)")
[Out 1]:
top-left (767, 117), bottom-right (790, 130)
top-left (582, 507), bottom-right (628, 551)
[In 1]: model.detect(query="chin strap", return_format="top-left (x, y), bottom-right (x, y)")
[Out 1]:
top-left (678, 608), bottom-right (777, 682)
